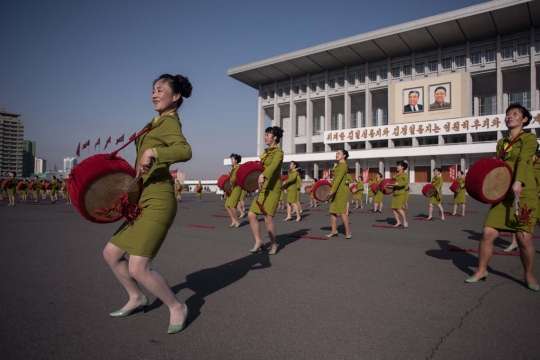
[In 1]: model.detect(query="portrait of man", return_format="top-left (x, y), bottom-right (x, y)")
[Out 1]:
top-left (429, 83), bottom-right (451, 110)
top-left (403, 87), bottom-right (424, 113)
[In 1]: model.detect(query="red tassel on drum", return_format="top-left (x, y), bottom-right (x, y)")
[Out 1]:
top-left (94, 193), bottom-right (143, 225)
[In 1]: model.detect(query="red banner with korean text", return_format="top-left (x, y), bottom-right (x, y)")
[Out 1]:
top-left (449, 164), bottom-right (458, 181)
top-left (322, 169), bottom-right (331, 181)
top-left (362, 168), bottom-right (369, 183)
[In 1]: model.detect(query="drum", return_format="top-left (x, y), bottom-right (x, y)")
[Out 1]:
top-left (466, 158), bottom-right (513, 204)
top-left (16, 182), bottom-right (24, 190)
top-left (39, 184), bottom-right (46, 190)
top-left (236, 161), bottom-right (264, 192)
top-left (45, 183), bottom-right (52, 190)
top-left (449, 181), bottom-right (461, 194)
top-left (311, 180), bottom-right (332, 202)
top-left (380, 179), bottom-right (397, 195)
top-left (280, 175), bottom-right (288, 182)
top-left (349, 185), bottom-right (358, 194)
top-left (304, 185), bottom-right (311, 194)
top-left (217, 174), bottom-right (231, 191)
top-left (422, 184), bottom-right (437, 198)
top-left (2, 179), bottom-right (13, 189)
top-left (67, 153), bottom-right (142, 223)
top-left (28, 182), bottom-right (36, 190)
top-left (370, 183), bottom-right (379, 194)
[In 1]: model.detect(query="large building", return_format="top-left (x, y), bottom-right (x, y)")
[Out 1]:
top-left (227, 0), bottom-right (540, 184)
top-left (34, 157), bottom-right (46, 174)
top-left (0, 108), bottom-right (24, 176)
top-left (63, 157), bottom-right (77, 177)
top-left (23, 139), bottom-right (36, 177)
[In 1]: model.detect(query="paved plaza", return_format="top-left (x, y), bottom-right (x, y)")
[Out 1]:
top-left (1, 193), bottom-right (539, 360)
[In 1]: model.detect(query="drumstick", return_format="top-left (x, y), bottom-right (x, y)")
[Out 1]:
top-left (126, 159), bottom-right (154, 193)
top-left (515, 199), bottom-right (520, 216)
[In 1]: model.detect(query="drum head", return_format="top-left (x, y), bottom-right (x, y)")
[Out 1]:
top-left (243, 170), bottom-right (262, 192)
top-left (425, 188), bottom-right (437, 197)
top-left (84, 171), bottom-right (140, 222)
top-left (482, 166), bottom-right (512, 202)
top-left (222, 179), bottom-right (232, 191)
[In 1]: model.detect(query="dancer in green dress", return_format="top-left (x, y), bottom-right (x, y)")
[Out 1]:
top-left (427, 168), bottom-right (444, 220)
top-left (367, 178), bottom-right (374, 204)
top-left (248, 126), bottom-right (284, 255)
top-left (467, 104), bottom-right (538, 291)
top-left (103, 74), bottom-right (193, 334)
top-left (31, 176), bottom-right (41, 203)
top-left (49, 176), bottom-right (59, 203)
top-left (195, 181), bottom-right (202, 202)
top-left (352, 176), bottom-right (364, 209)
top-left (174, 180), bottom-right (182, 202)
top-left (391, 161), bottom-right (409, 228)
top-left (452, 171), bottom-right (466, 216)
top-left (326, 149), bottom-right (352, 238)
top-left (294, 168), bottom-right (303, 216)
top-left (237, 189), bottom-right (246, 218)
top-left (373, 173), bottom-right (383, 213)
top-left (309, 178), bottom-right (317, 208)
top-left (282, 161), bottom-right (301, 221)
top-left (225, 153), bottom-right (242, 228)
top-left (5, 172), bottom-right (18, 206)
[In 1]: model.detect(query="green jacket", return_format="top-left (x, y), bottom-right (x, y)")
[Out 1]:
top-left (283, 169), bottom-right (298, 192)
top-left (497, 132), bottom-right (538, 189)
top-left (331, 162), bottom-right (349, 194)
top-left (393, 172), bottom-right (409, 195)
top-left (135, 113), bottom-right (192, 194)
top-left (260, 147), bottom-right (284, 193)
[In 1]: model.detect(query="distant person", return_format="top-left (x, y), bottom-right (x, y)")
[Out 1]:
top-left (352, 176), bottom-right (363, 209)
top-left (452, 170), bottom-right (466, 217)
top-left (174, 180), bottom-right (182, 202)
top-left (427, 168), bottom-right (444, 220)
top-left (404, 90), bottom-right (423, 112)
top-left (309, 178), bottom-right (317, 208)
top-left (373, 172), bottom-right (383, 213)
top-left (195, 181), bottom-right (202, 202)
top-left (325, 149), bottom-right (352, 239)
top-left (282, 161), bottom-right (301, 221)
top-left (430, 86), bottom-right (450, 110)
top-left (391, 161), bottom-right (409, 228)
top-left (225, 153), bottom-right (242, 228)
top-left (5, 172), bottom-right (18, 206)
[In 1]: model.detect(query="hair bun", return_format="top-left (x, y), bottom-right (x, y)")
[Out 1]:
top-left (175, 75), bottom-right (193, 98)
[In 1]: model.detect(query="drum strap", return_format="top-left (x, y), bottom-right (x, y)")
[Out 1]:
top-left (108, 124), bottom-right (154, 159)
top-left (497, 131), bottom-right (524, 160)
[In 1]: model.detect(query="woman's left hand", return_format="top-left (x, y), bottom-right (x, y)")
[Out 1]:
top-left (137, 148), bottom-right (155, 175)
top-left (258, 174), bottom-right (265, 189)
top-left (512, 180), bottom-right (523, 200)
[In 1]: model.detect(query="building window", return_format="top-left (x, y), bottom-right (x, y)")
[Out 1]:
top-left (310, 82), bottom-right (317, 92)
top-left (295, 144), bottom-right (306, 154)
top-left (277, 89), bottom-right (283, 97)
top-left (338, 77), bottom-right (345, 87)
top-left (380, 70), bottom-right (387, 80)
top-left (456, 55), bottom-right (466, 68)
top-left (262, 92), bottom-right (267, 99)
top-left (359, 73), bottom-right (365, 84)
top-left (508, 92), bottom-right (531, 110)
top-left (485, 50), bottom-right (496, 62)
top-left (381, 109), bottom-right (388, 126)
top-left (479, 96), bottom-right (497, 116)
top-left (331, 115), bottom-right (339, 130)
top-left (477, 132), bottom-right (497, 142)
top-left (294, 86), bottom-right (299, 94)
top-left (536, 41), bottom-right (540, 53)
top-left (285, 87), bottom-right (290, 96)
top-left (351, 112), bottom-right (358, 128)
top-left (348, 74), bottom-right (356, 86)
top-left (403, 65), bottom-right (412, 76)
top-left (517, 43), bottom-right (529, 56)
top-left (442, 58), bottom-right (452, 70)
top-left (392, 67), bottom-right (400, 78)
top-left (369, 71), bottom-right (377, 82)
top-left (269, 90), bottom-right (274, 99)
top-left (319, 80), bottom-right (325, 90)
top-left (371, 109), bottom-right (378, 126)
top-left (471, 52), bottom-right (481, 64)
top-left (312, 143), bottom-right (325, 152)
top-left (301, 84), bottom-right (307, 93)
top-left (360, 110), bottom-right (366, 127)
top-left (501, 46), bottom-right (513, 59)
top-left (428, 60), bottom-right (437, 72)
top-left (329, 78), bottom-right (336, 88)
top-left (416, 63), bottom-right (425, 74)
top-left (312, 117), bottom-right (322, 135)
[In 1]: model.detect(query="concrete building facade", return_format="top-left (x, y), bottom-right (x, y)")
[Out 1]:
top-left (0, 108), bottom-right (24, 176)
top-left (63, 157), bottom-right (77, 177)
top-left (23, 139), bottom-right (36, 177)
top-left (34, 157), bottom-right (46, 174)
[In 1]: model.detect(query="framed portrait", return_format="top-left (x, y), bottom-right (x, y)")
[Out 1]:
top-left (428, 83), bottom-right (451, 111)
top-left (403, 87), bottom-right (424, 113)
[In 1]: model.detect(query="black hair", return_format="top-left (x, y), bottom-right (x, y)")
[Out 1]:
top-left (434, 86), bottom-right (446, 94)
top-left (52, 176), bottom-right (56, 180)
top-left (10, 172), bottom-right (16, 177)
top-left (506, 103), bottom-right (532, 127)
top-left (338, 148), bottom-right (349, 159)
top-left (408, 90), bottom-right (420, 97)
top-left (265, 126), bottom-right (284, 144)
top-left (377, 172), bottom-right (382, 177)
top-left (434, 167), bottom-right (442, 173)
top-left (230, 153), bottom-right (242, 164)
top-left (313, 178), bottom-right (318, 182)
top-left (291, 161), bottom-right (299, 169)
top-left (153, 74), bottom-right (193, 109)
top-left (358, 175), bottom-right (363, 181)
top-left (458, 170), bottom-right (464, 175)
top-left (396, 160), bottom-right (409, 170)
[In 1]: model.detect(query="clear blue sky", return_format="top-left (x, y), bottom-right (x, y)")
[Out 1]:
top-left (0, 0), bottom-right (485, 178)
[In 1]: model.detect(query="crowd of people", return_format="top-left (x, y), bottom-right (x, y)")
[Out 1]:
top-left (0, 173), bottom-right (70, 205)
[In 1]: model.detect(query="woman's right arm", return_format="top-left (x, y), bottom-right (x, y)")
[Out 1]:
top-left (331, 164), bottom-right (346, 193)
top-left (152, 117), bottom-right (192, 165)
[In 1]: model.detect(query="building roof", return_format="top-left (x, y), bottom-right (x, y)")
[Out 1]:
top-left (228, 0), bottom-right (539, 89)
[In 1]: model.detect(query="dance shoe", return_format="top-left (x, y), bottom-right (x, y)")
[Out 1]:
top-left (465, 272), bottom-right (488, 283)
top-left (168, 306), bottom-right (189, 334)
top-left (110, 296), bottom-right (149, 317)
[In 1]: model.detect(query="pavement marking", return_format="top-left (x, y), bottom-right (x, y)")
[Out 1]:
top-left (413, 217), bottom-right (435, 221)
top-left (287, 234), bottom-right (328, 240)
top-left (212, 215), bottom-right (229, 218)
top-left (372, 224), bottom-right (403, 229)
top-left (500, 233), bottom-right (540, 239)
top-left (187, 224), bottom-right (214, 229)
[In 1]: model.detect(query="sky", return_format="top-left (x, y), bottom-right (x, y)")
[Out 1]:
top-left (0, 0), bottom-right (487, 178)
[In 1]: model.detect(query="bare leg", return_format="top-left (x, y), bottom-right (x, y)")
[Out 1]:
top-left (438, 204), bottom-right (445, 220)
top-left (264, 215), bottom-right (277, 252)
top-left (346, 201), bottom-right (350, 215)
top-left (286, 203), bottom-right (292, 219)
top-left (397, 209), bottom-right (407, 227)
top-left (392, 209), bottom-right (401, 226)
top-left (470, 227), bottom-right (499, 278)
top-left (516, 232), bottom-right (538, 286)
top-left (428, 204), bottom-right (433, 219)
top-left (128, 255), bottom-right (186, 326)
top-left (452, 203), bottom-right (457, 215)
top-left (248, 211), bottom-right (263, 249)
top-left (293, 203), bottom-right (301, 221)
top-left (461, 203), bottom-right (466, 216)
top-left (341, 213), bottom-right (351, 236)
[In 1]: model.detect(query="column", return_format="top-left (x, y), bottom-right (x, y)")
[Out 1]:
top-left (289, 78), bottom-right (296, 154)
top-left (313, 163), bottom-right (319, 179)
top-left (460, 155), bottom-right (466, 173)
top-left (273, 82), bottom-right (281, 128)
top-left (408, 157), bottom-right (415, 183)
top-left (306, 74), bottom-right (313, 153)
top-left (355, 161), bottom-right (360, 179)
top-left (344, 66), bottom-right (351, 151)
top-left (473, 97), bottom-right (479, 116)
top-left (384, 158), bottom-right (390, 178)
top-left (365, 62), bottom-right (372, 127)
top-left (437, 47), bottom-right (442, 77)
top-left (466, 41), bottom-right (472, 116)
top-left (430, 156), bottom-right (436, 174)
top-left (379, 159), bottom-right (384, 174)
top-left (387, 58), bottom-right (391, 127)
top-left (257, 85), bottom-right (265, 156)
top-left (531, 29), bottom-right (537, 110)
top-left (325, 71), bottom-right (332, 151)
top-left (496, 35), bottom-right (503, 114)
top-left (411, 53), bottom-right (416, 81)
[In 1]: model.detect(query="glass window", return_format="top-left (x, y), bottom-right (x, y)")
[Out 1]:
top-left (348, 74), bottom-right (356, 86)
top-left (517, 43), bottom-right (529, 56)
top-left (508, 92), bottom-right (531, 110)
top-left (359, 73), bottom-right (365, 83)
top-left (312, 143), bottom-right (325, 153)
top-left (319, 80), bottom-right (325, 90)
top-left (370, 71), bottom-right (377, 82)
top-left (312, 117), bottom-right (322, 135)
top-left (310, 82), bottom-right (317, 92)
top-left (331, 115), bottom-right (339, 130)
top-left (277, 89), bottom-right (283, 97)
top-left (442, 58), bottom-right (452, 70)
top-left (428, 60), bottom-right (438, 72)
top-left (380, 70), bottom-right (387, 80)
top-left (262, 92), bottom-right (267, 99)
top-left (381, 109), bottom-right (388, 126)
top-left (329, 78), bottom-right (336, 88)
top-left (294, 86), bottom-right (299, 94)
top-left (536, 41), bottom-right (540, 53)
top-left (403, 65), bottom-right (412, 76)
top-left (456, 55), bottom-right (466, 67)
top-left (479, 96), bottom-right (497, 116)
top-left (338, 77), bottom-right (345, 87)
top-left (485, 50), bottom-right (496, 62)
top-left (501, 46), bottom-right (513, 59)
top-left (301, 84), bottom-right (307, 94)
top-left (285, 87), bottom-right (290, 96)
top-left (351, 112), bottom-right (358, 128)
top-left (371, 109), bottom-right (378, 126)
top-left (295, 144), bottom-right (306, 154)
top-left (471, 52), bottom-right (481, 64)
top-left (416, 63), bottom-right (425, 74)
top-left (391, 67), bottom-right (400, 78)
top-left (360, 110), bottom-right (366, 127)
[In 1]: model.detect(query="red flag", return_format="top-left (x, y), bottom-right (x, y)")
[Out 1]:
top-left (82, 139), bottom-right (90, 150)
top-left (95, 138), bottom-right (100, 147)
top-left (362, 168), bottom-right (369, 183)
top-left (116, 134), bottom-right (124, 145)
top-left (76, 143), bottom-right (80, 157)
top-left (128, 132), bottom-right (137, 141)
top-left (104, 136), bottom-right (111, 150)
top-left (449, 164), bottom-right (458, 181)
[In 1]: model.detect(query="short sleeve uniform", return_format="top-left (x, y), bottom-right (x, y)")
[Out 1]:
top-left (249, 147), bottom-right (284, 217)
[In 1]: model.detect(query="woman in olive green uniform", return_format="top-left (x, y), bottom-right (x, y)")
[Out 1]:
top-left (174, 180), bottom-right (182, 202)
top-left (368, 179), bottom-right (374, 204)
top-left (5, 172), bottom-right (18, 206)
top-left (21, 178), bottom-right (29, 202)
top-left (294, 169), bottom-right (303, 216)
top-left (49, 176), bottom-right (59, 203)
top-left (391, 161), bottom-right (409, 228)
top-left (195, 181), bottom-right (202, 202)
top-left (31, 176), bottom-right (40, 203)
top-left (373, 172), bottom-right (383, 213)
top-left (467, 104), bottom-right (538, 291)
top-left (248, 126), bottom-right (284, 255)
top-left (352, 176), bottom-right (364, 209)
top-left (452, 170), bottom-right (466, 216)
top-left (428, 168), bottom-right (444, 220)
top-left (309, 178), bottom-right (317, 208)
top-left (225, 153), bottom-right (242, 228)
top-left (326, 149), bottom-right (352, 238)
top-left (103, 74), bottom-right (192, 334)
top-left (283, 161), bottom-right (301, 221)
top-left (278, 177), bottom-right (286, 209)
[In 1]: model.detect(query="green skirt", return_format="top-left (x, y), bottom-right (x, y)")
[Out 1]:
top-left (225, 186), bottom-right (242, 207)
top-left (239, 190), bottom-right (246, 201)
top-left (429, 193), bottom-right (442, 205)
top-left (329, 191), bottom-right (348, 214)
top-left (373, 191), bottom-right (383, 203)
top-left (391, 193), bottom-right (406, 209)
top-left (7, 188), bottom-right (16, 196)
top-left (454, 189), bottom-right (466, 204)
top-left (249, 189), bottom-right (279, 217)
top-left (484, 188), bottom-right (538, 233)
top-left (287, 189), bottom-right (299, 203)
top-left (109, 191), bottom-right (177, 257)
